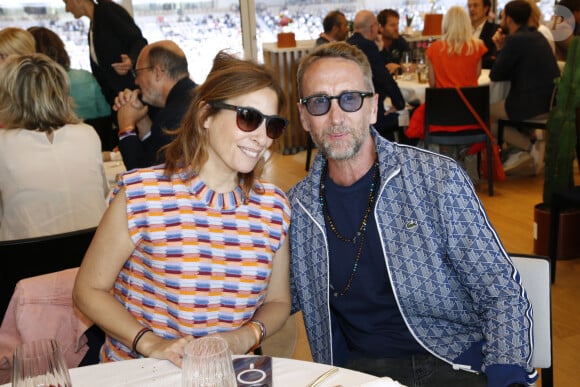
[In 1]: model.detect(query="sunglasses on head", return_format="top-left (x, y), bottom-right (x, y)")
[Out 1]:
top-left (210, 101), bottom-right (288, 140)
top-left (299, 91), bottom-right (374, 116)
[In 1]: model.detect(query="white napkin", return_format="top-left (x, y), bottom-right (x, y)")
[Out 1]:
top-left (357, 376), bottom-right (408, 387)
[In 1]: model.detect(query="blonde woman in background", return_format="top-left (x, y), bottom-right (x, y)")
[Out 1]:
top-left (0, 54), bottom-right (108, 240)
top-left (0, 27), bottom-right (35, 63)
top-left (425, 6), bottom-right (487, 88)
top-left (405, 6), bottom-right (487, 184)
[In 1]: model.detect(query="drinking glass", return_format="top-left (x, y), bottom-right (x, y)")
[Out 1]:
top-left (401, 51), bottom-right (413, 80)
top-left (12, 338), bottom-right (72, 387)
top-left (402, 51), bottom-right (412, 73)
top-left (182, 336), bottom-right (236, 387)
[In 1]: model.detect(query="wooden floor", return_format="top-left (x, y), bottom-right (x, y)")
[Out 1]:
top-left (263, 148), bottom-right (580, 387)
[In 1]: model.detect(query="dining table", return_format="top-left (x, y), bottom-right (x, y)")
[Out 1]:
top-left (0, 356), bottom-right (405, 386)
top-left (395, 69), bottom-right (510, 105)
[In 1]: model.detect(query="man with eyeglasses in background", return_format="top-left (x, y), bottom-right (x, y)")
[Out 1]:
top-left (287, 41), bottom-right (537, 387)
top-left (114, 40), bottom-right (197, 170)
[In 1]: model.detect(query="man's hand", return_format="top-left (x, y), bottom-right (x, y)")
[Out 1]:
top-left (115, 89), bottom-right (148, 133)
top-left (386, 63), bottom-right (401, 75)
top-left (111, 54), bottom-right (132, 76)
top-left (492, 28), bottom-right (506, 50)
top-left (113, 88), bottom-right (141, 112)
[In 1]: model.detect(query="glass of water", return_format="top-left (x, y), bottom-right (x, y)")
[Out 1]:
top-left (182, 336), bottom-right (236, 387)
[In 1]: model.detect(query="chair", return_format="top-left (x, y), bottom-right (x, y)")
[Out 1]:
top-left (511, 253), bottom-right (553, 387)
top-left (0, 227), bottom-right (96, 322)
top-left (497, 116), bottom-right (548, 151)
top-left (549, 186), bottom-right (580, 283)
top-left (424, 85), bottom-right (495, 196)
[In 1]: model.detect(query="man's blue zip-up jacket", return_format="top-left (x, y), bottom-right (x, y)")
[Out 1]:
top-left (287, 129), bottom-right (537, 386)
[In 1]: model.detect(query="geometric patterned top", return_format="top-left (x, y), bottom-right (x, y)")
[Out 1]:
top-left (102, 166), bottom-right (290, 361)
top-left (288, 129), bottom-right (535, 383)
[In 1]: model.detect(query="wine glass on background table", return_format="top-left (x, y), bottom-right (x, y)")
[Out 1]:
top-left (401, 51), bottom-right (413, 80)
top-left (416, 52), bottom-right (427, 83)
top-left (12, 338), bottom-right (72, 387)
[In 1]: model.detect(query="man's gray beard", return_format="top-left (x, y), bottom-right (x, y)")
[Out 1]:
top-left (315, 126), bottom-right (367, 161)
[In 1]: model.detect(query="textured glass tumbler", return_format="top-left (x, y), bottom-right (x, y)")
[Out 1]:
top-left (12, 338), bottom-right (72, 387)
top-left (182, 336), bottom-right (236, 387)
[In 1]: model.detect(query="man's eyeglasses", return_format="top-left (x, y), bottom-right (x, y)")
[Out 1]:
top-left (210, 102), bottom-right (288, 140)
top-left (299, 91), bottom-right (374, 116)
top-left (131, 66), bottom-right (153, 78)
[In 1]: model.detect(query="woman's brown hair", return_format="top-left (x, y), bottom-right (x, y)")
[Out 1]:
top-left (163, 50), bottom-right (286, 202)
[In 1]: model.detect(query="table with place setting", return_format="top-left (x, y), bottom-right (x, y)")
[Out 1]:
top-left (0, 356), bottom-right (406, 387)
top-left (395, 69), bottom-right (510, 106)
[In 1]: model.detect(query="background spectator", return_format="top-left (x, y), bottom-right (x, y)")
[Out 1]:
top-left (348, 10), bottom-right (405, 141)
top-left (63, 0), bottom-right (148, 107)
top-left (376, 9), bottom-right (411, 75)
top-left (315, 10), bottom-right (349, 46)
top-left (0, 54), bottom-right (107, 240)
top-left (28, 26), bottom-right (115, 151)
top-left (113, 40), bottom-right (197, 170)
top-left (0, 27), bottom-right (35, 64)
top-left (490, 0), bottom-right (560, 176)
top-left (468, 0), bottom-right (500, 68)
top-left (405, 6), bottom-right (488, 184)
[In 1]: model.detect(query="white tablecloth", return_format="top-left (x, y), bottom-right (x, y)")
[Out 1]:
top-left (1, 356), bottom-right (404, 387)
top-left (396, 69), bottom-right (509, 105)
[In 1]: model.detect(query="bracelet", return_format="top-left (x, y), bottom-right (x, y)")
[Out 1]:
top-left (131, 327), bottom-right (153, 355)
top-left (251, 319), bottom-right (266, 342)
top-left (118, 129), bottom-right (137, 141)
top-left (120, 125), bottom-right (135, 134)
top-left (247, 322), bottom-right (262, 353)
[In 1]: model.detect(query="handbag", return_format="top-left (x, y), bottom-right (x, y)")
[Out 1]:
top-left (455, 87), bottom-right (506, 181)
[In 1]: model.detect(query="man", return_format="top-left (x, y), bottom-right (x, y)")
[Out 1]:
top-left (376, 9), bottom-right (411, 75)
top-left (490, 0), bottom-right (560, 175)
top-left (114, 40), bottom-right (197, 170)
top-left (289, 41), bottom-right (537, 387)
top-left (315, 10), bottom-right (349, 46)
top-left (468, 0), bottom-right (500, 68)
top-left (347, 10), bottom-right (405, 141)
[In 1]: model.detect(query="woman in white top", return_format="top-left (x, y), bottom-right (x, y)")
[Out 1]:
top-left (0, 53), bottom-right (108, 241)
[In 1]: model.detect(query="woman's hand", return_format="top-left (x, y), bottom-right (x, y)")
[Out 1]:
top-left (142, 333), bottom-right (195, 368)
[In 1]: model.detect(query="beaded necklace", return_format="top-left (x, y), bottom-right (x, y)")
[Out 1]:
top-left (320, 160), bottom-right (379, 297)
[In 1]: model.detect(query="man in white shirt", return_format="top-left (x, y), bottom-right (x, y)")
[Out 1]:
top-left (468, 0), bottom-right (500, 68)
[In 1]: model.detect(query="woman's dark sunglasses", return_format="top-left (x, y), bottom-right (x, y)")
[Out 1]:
top-left (299, 91), bottom-right (374, 116)
top-left (210, 102), bottom-right (288, 139)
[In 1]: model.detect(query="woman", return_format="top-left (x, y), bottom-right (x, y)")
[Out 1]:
top-left (424, 6), bottom-right (487, 89)
top-left (63, 0), bottom-right (147, 106)
top-left (72, 50), bottom-right (291, 366)
top-left (28, 26), bottom-right (115, 151)
top-left (0, 54), bottom-right (108, 240)
top-left (0, 27), bottom-right (35, 63)
top-left (405, 6), bottom-right (488, 183)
